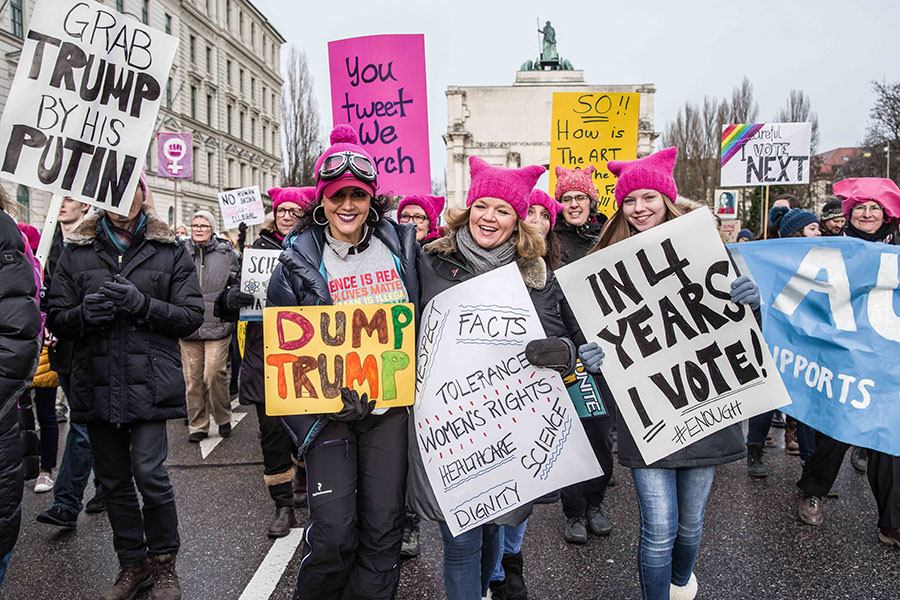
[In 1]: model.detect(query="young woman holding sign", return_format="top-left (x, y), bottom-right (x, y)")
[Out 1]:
top-left (266, 126), bottom-right (420, 600)
top-left (578, 148), bottom-right (761, 600)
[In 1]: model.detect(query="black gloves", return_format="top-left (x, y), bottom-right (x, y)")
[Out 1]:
top-left (223, 286), bottom-right (255, 312)
top-left (100, 275), bottom-right (150, 316)
top-left (329, 387), bottom-right (376, 422)
top-left (525, 337), bottom-right (577, 375)
top-left (82, 292), bottom-right (115, 326)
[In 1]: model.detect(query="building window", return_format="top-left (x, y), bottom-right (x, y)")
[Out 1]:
top-left (261, 86), bottom-right (266, 111)
top-left (190, 86), bottom-right (196, 119)
top-left (250, 77), bottom-right (255, 100)
top-left (240, 111), bottom-right (245, 139)
top-left (16, 185), bottom-right (29, 220)
top-left (271, 130), bottom-right (276, 154)
top-left (166, 77), bottom-right (172, 107)
top-left (189, 36), bottom-right (196, 63)
top-left (241, 162), bottom-right (246, 186)
top-left (239, 69), bottom-right (244, 94)
top-left (251, 22), bottom-right (255, 47)
top-left (228, 158), bottom-right (234, 187)
top-left (141, 0), bottom-right (149, 24)
top-left (116, 0), bottom-right (124, 12)
top-left (164, 13), bottom-right (171, 34)
top-left (262, 124), bottom-right (267, 151)
top-left (251, 118), bottom-right (255, 144)
top-left (206, 94), bottom-right (212, 126)
top-left (271, 93), bottom-right (276, 114)
top-left (225, 0), bottom-right (231, 27)
top-left (239, 10), bottom-right (244, 38)
top-left (227, 105), bottom-right (232, 134)
top-left (207, 152), bottom-right (214, 184)
top-left (226, 60), bottom-right (232, 85)
top-left (253, 167), bottom-right (258, 185)
top-left (206, 47), bottom-right (212, 73)
top-left (205, 0), bottom-right (210, 14)
top-left (10, 0), bottom-right (23, 38)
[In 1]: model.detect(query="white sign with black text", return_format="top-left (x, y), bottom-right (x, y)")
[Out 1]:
top-left (218, 185), bottom-right (265, 230)
top-left (239, 248), bottom-right (282, 321)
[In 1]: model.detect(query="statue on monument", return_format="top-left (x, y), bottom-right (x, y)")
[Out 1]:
top-left (521, 19), bottom-right (573, 71)
top-left (538, 21), bottom-right (557, 62)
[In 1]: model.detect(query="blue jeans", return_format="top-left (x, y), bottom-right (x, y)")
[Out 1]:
top-left (439, 522), bottom-right (500, 600)
top-left (797, 422), bottom-right (816, 465)
top-left (490, 519), bottom-right (528, 581)
top-left (746, 410), bottom-right (774, 446)
top-left (0, 549), bottom-right (11, 595)
top-left (51, 374), bottom-right (101, 515)
top-left (631, 466), bottom-right (716, 600)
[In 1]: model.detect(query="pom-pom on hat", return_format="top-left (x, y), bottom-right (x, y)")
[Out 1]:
top-left (834, 177), bottom-right (900, 222)
top-left (820, 198), bottom-right (843, 222)
top-left (314, 125), bottom-right (376, 202)
top-left (607, 147), bottom-right (679, 208)
top-left (528, 189), bottom-right (564, 228)
top-left (17, 223), bottom-right (40, 251)
top-left (779, 209), bottom-right (819, 238)
top-left (768, 205), bottom-right (790, 233)
top-left (466, 156), bottom-right (545, 220)
top-left (554, 165), bottom-right (598, 202)
top-left (269, 187), bottom-right (315, 212)
top-left (397, 195), bottom-right (445, 237)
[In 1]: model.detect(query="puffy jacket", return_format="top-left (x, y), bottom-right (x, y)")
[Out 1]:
top-left (45, 227), bottom-right (74, 375)
top-left (0, 209), bottom-right (41, 558)
top-left (266, 218), bottom-right (419, 451)
top-left (183, 236), bottom-right (241, 341)
top-left (407, 231), bottom-right (569, 525)
top-left (46, 208), bottom-right (204, 424)
top-left (554, 219), bottom-right (603, 266)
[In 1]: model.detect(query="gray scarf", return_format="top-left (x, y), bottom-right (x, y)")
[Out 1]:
top-left (455, 225), bottom-right (517, 275)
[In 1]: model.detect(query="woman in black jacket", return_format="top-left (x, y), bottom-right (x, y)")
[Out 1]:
top-left (266, 126), bottom-right (419, 600)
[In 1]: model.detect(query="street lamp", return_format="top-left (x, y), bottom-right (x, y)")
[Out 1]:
top-left (885, 145), bottom-right (891, 180)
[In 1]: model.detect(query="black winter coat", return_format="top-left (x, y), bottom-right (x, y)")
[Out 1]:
top-left (44, 227), bottom-right (74, 374)
top-left (555, 219), bottom-right (603, 266)
top-left (0, 210), bottom-right (41, 558)
top-left (46, 209), bottom-right (204, 424)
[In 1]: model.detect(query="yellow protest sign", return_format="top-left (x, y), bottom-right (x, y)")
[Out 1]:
top-left (263, 304), bottom-right (416, 415)
top-left (549, 92), bottom-right (640, 219)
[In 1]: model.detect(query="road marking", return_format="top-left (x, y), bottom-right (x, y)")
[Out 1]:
top-left (238, 527), bottom-right (305, 600)
top-left (200, 399), bottom-right (248, 459)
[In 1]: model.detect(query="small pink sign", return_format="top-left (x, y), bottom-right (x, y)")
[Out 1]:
top-left (157, 132), bottom-right (193, 179)
top-left (328, 34), bottom-right (430, 196)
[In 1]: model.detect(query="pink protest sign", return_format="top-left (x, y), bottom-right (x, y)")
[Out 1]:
top-left (328, 34), bottom-right (430, 196)
top-left (157, 132), bottom-right (193, 179)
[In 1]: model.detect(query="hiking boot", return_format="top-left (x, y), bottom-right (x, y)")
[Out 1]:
top-left (400, 519), bottom-right (420, 558)
top-left (784, 420), bottom-right (799, 455)
top-left (851, 446), bottom-right (868, 473)
top-left (501, 552), bottom-right (527, 600)
top-left (218, 422), bottom-right (232, 438)
top-left (798, 493), bottom-right (824, 526)
top-left (564, 516), bottom-right (588, 544)
top-left (488, 579), bottom-right (508, 600)
top-left (85, 493), bottom-right (106, 514)
top-left (879, 528), bottom-right (900, 548)
top-left (36, 505), bottom-right (77, 529)
top-left (746, 444), bottom-right (767, 477)
top-left (267, 506), bottom-right (296, 538)
top-left (586, 505), bottom-right (612, 536)
top-left (99, 562), bottom-right (152, 600)
top-left (771, 411), bottom-right (785, 428)
top-left (188, 432), bottom-right (207, 443)
top-left (150, 554), bottom-right (181, 600)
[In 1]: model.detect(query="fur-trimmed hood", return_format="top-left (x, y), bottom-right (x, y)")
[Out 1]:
top-left (424, 228), bottom-right (548, 290)
top-left (66, 207), bottom-right (175, 246)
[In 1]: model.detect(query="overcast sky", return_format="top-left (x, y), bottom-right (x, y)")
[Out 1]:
top-left (254, 0), bottom-right (900, 180)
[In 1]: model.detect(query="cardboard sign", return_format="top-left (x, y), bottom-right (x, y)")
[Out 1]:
top-left (720, 123), bottom-right (812, 187)
top-left (549, 92), bottom-right (640, 219)
top-left (239, 249), bottom-right (282, 321)
top-left (556, 209), bottom-right (790, 465)
top-left (714, 189), bottom-right (739, 220)
top-left (328, 34), bottom-right (431, 196)
top-left (263, 304), bottom-right (416, 415)
top-left (731, 238), bottom-right (900, 456)
top-left (415, 264), bottom-right (602, 536)
top-left (157, 132), bottom-right (193, 178)
top-left (719, 219), bottom-right (743, 243)
top-left (0, 0), bottom-right (178, 215)
top-left (218, 185), bottom-right (264, 229)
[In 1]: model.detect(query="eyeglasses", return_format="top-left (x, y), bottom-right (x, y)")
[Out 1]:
top-left (850, 203), bottom-right (884, 215)
top-left (275, 207), bottom-right (303, 218)
top-left (318, 151), bottom-right (377, 183)
top-left (191, 224), bottom-right (211, 230)
top-left (398, 213), bottom-right (429, 224)
top-left (561, 194), bottom-right (590, 205)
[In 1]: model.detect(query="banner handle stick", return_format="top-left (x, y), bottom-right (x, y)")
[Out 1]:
top-left (762, 186), bottom-right (770, 239)
top-left (35, 194), bottom-right (64, 266)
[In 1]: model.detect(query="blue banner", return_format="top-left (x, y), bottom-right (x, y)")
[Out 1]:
top-left (730, 237), bottom-right (900, 456)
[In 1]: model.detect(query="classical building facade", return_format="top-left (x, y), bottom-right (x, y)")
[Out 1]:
top-left (0, 0), bottom-right (284, 230)
top-left (444, 69), bottom-right (656, 209)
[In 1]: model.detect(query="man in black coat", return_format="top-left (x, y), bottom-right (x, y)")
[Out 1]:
top-left (47, 184), bottom-right (203, 600)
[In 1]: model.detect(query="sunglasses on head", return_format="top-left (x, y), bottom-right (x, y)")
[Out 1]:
top-left (318, 151), bottom-right (377, 183)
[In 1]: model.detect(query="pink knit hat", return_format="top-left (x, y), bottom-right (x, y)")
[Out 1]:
top-left (834, 177), bottom-right (900, 222)
top-left (554, 165), bottom-right (598, 201)
top-left (528, 189), bottom-right (564, 228)
top-left (269, 186), bottom-right (315, 212)
top-left (17, 222), bottom-right (40, 251)
top-left (608, 147), bottom-right (679, 208)
top-left (466, 156), bottom-right (545, 220)
top-left (398, 194), bottom-right (445, 237)
top-left (314, 125), bottom-right (376, 202)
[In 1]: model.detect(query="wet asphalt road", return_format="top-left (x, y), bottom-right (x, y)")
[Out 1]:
top-left (5, 408), bottom-right (899, 600)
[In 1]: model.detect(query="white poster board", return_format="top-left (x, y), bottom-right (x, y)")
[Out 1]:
top-left (218, 185), bottom-right (265, 229)
top-left (0, 0), bottom-right (178, 215)
top-left (239, 248), bottom-right (281, 321)
top-left (720, 122), bottom-right (812, 187)
top-left (556, 209), bottom-right (790, 465)
top-left (415, 264), bottom-right (602, 536)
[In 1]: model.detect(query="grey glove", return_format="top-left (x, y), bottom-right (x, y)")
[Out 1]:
top-left (578, 342), bottom-right (605, 374)
top-left (82, 292), bottom-right (115, 325)
top-left (329, 387), bottom-right (376, 422)
top-left (730, 275), bottom-right (761, 310)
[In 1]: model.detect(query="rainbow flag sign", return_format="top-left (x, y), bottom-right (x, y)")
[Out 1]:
top-left (720, 122), bottom-right (811, 187)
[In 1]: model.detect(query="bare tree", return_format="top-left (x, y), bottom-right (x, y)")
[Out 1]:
top-left (663, 96), bottom-right (726, 203)
top-left (431, 175), bottom-right (446, 196)
top-left (728, 77), bottom-right (759, 124)
top-left (775, 89), bottom-right (820, 153)
top-left (281, 47), bottom-right (323, 187)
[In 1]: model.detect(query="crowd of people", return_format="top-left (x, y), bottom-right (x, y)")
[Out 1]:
top-left (0, 123), bottom-right (898, 600)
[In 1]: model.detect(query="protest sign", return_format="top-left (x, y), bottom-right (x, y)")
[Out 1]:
top-left (714, 189), bottom-right (739, 220)
top-left (328, 34), bottom-right (430, 196)
top-left (564, 361), bottom-right (607, 419)
top-left (263, 304), bottom-right (416, 415)
top-left (415, 264), bottom-right (601, 536)
top-left (549, 92), bottom-right (640, 219)
top-left (720, 123), bottom-right (811, 187)
top-left (556, 209), bottom-right (790, 465)
top-left (157, 132), bottom-right (193, 178)
top-left (0, 0), bottom-right (177, 215)
top-left (730, 237), bottom-right (900, 456)
top-left (238, 249), bottom-right (282, 321)
top-left (719, 219), bottom-right (743, 243)
top-left (218, 185), bottom-right (264, 229)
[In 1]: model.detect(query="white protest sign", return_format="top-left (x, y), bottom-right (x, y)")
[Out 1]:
top-left (0, 0), bottom-right (178, 215)
top-left (720, 122), bottom-right (812, 187)
top-left (218, 185), bottom-right (264, 229)
top-left (556, 209), bottom-right (790, 465)
top-left (239, 248), bottom-right (281, 321)
top-left (415, 263), bottom-right (601, 536)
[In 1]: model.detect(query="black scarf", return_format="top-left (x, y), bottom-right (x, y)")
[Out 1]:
top-left (842, 221), bottom-right (895, 244)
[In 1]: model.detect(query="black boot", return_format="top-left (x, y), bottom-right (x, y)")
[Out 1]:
top-left (267, 506), bottom-right (296, 538)
top-left (501, 552), bottom-right (527, 600)
top-left (293, 465), bottom-right (308, 509)
top-left (746, 444), bottom-right (767, 478)
top-left (489, 579), bottom-right (507, 600)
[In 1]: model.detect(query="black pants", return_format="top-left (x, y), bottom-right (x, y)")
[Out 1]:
top-left (867, 449), bottom-right (900, 529)
top-left (294, 408), bottom-right (408, 600)
top-left (561, 415), bottom-right (615, 518)
top-left (797, 431), bottom-right (849, 497)
top-left (32, 387), bottom-right (59, 471)
top-left (255, 403), bottom-right (295, 508)
top-left (87, 420), bottom-right (179, 566)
